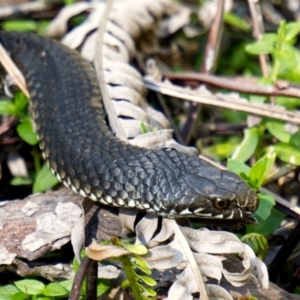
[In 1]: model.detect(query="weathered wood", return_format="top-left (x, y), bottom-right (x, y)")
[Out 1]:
top-left (0, 188), bottom-right (82, 262)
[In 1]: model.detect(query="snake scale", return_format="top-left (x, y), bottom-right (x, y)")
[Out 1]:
top-left (0, 31), bottom-right (258, 223)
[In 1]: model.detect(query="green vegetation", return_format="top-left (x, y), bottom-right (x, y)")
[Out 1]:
top-left (0, 91), bottom-right (59, 192)
top-left (0, 279), bottom-right (72, 300)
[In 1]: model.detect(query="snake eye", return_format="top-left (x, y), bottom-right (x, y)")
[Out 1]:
top-left (213, 198), bottom-right (229, 210)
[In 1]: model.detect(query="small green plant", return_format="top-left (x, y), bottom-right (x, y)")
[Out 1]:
top-left (110, 237), bottom-right (156, 300)
top-left (84, 238), bottom-right (157, 299)
top-left (140, 122), bottom-right (158, 134)
top-left (241, 233), bottom-right (268, 260)
top-left (246, 20), bottom-right (300, 83)
top-left (0, 91), bottom-right (59, 192)
top-left (0, 279), bottom-right (73, 300)
top-left (213, 21), bottom-right (300, 255)
top-left (226, 124), bottom-right (285, 253)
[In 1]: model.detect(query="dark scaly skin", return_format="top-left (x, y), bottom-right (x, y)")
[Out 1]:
top-left (0, 32), bottom-right (259, 223)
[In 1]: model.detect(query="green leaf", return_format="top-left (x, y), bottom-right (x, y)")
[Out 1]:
top-left (43, 283), bottom-right (68, 297)
top-left (275, 47), bottom-right (297, 70)
top-left (241, 233), bottom-right (268, 260)
top-left (17, 121), bottom-right (38, 145)
top-left (14, 279), bottom-right (45, 295)
top-left (121, 279), bottom-right (130, 288)
top-left (201, 138), bottom-right (240, 161)
top-left (33, 163), bottom-right (59, 193)
top-left (132, 256), bottom-right (151, 275)
top-left (245, 34), bottom-right (277, 55)
top-left (12, 292), bottom-right (28, 300)
top-left (135, 273), bottom-right (157, 286)
top-left (224, 12), bottom-right (250, 32)
top-left (63, 0), bottom-right (77, 5)
top-left (2, 19), bottom-right (37, 32)
top-left (277, 20), bottom-right (286, 43)
top-left (0, 284), bottom-right (20, 294)
top-left (246, 208), bottom-right (285, 236)
top-left (239, 172), bottom-right (253, 188)
top-left (265, 119), bottom-right (291, 143)
top-left (280, 48), bottom-right (300, 82)
top-left (96, 279), bottom-right (110, 297)
top-left (254, 193), bottom-right (275, 221)
top-left (0, 286), bottom-right (27, 300)
top-left (37, 20), bottom-right (51, 36)
top-left (14, 91), bottom-right (29, 113)
top-left (249, 152), bottom-right (276, 189)
top-left (285, 22), bottom-right (300, 41)
top-left (10, 177), bottom-right (32, 186)
top-left (231, 127), bottom-right (259, 162)
top-left (290, 129), bottom-right (300, 148)
top-left (58, 280), bottom-right (73, 293)
top-left (0, 294), bottom-right (11, 300)
top-left (227, 159), bottom-right (250, 176)
top-left (140, 122), bottom-right (149, 134)
top-left (275, 96), bottom-right (300, 109)
top-left (122, 243), bottom-right (147, 255)
top-left (272, 143), bottom-right (300, 165)
top-left (0, 100), bottom-right (16, 115)
top-left (138, 284), bottom-right (157, 297)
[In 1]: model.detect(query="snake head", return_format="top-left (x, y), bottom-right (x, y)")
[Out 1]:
top-left (160, 159), bottom-right (259, 224)
top-left (184, 170), bottom-right (258, 223)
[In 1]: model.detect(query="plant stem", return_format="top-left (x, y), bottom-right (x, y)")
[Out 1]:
top-left (120, 256), bottom-right (143, 300)
top-left (32, 146), bottom-right (41, 174)
top-left (270, 56), bottom-right (280, 83)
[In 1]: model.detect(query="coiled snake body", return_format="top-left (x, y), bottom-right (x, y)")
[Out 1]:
top-left (0, 32), bottom-right (258, 222)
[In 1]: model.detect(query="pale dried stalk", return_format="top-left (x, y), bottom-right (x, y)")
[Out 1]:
top-left (0, 44), bottom-right (29, 98)
top-left (144, 78), bottom-right (300, 125)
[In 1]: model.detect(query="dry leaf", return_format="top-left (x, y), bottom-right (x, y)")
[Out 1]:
top-left (47, 2), bottom-right (94, 38)
top-left (118, 208), bottom-right (138, 234)
top-left (145, 241), bottom-right (185, 270)
top-left (135, 214), bottom-right (158, 245)
top-left (148, 218), bottom-right (175, 247)
top-left (193, 252), bottom-right (224, 282)
top-left (180, 227), bottom-right (245, 254)
top-left (86, 240), bottom-right (131, 261)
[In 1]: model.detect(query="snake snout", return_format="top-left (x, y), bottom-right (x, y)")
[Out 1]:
top-left (241, 188), bottom-right (259, 213)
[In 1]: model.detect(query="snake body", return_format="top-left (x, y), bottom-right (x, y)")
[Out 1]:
top-left (0, 31), bottom-right (258, 222)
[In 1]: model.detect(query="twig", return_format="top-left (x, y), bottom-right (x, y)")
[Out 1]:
top-left (165, 73), bottom-right (300, 98)
top-left (182, 0), bottom-right (225, 144)
top-left (70, 258), bottom-right (93, 300)
top-left (86, 260), bottom-right (98, 300)
top-left (247, 0), bottom-right (269, 77)
top-left (144, 78), bottom-right (300, 125)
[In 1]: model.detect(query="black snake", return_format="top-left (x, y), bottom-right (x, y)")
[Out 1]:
top-left (0, 31), bottom-right (258, 223)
